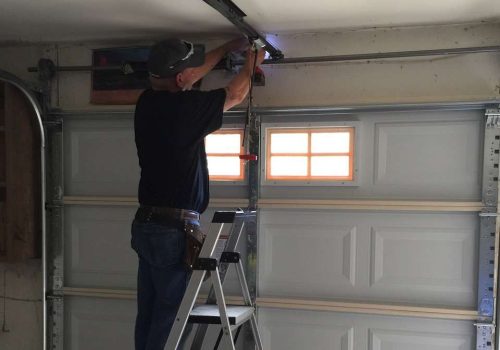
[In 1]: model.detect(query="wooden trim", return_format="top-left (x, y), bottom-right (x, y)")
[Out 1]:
top-left (63, 287), bottom-right (243, 304)
top-left (63, 287), bottom-right (136, 299)
top-left (62, 196), bottom-right (482, 212)
top-left (258, 198), bottom-right (483, 212)
top-left (61, 287), bottom-right (478, 320)
top-left (63, 196), bottom-right (137, 206)
top-left (63, 196), bottom-right (249, 208)
top-left (257, 297), bottom-right (478, 321)
top-left (271, 153), bottom-right (351, 157)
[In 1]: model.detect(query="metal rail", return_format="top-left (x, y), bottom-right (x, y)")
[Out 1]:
top-left (263, 45), bottom-right (500, 64)
top-left (27, 45), bottom-right (500, 74)
top-left (202, 0), bottom-right (284, 60)
top-left (47, 100), bottom-right (500, 120)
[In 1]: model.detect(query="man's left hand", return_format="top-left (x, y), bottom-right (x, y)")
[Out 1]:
top-left (224, 37), bottom-right (250, 53)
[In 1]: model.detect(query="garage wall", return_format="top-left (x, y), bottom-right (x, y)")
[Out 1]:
top-left (0, 22), bottom-right (499, 108)
top-left (0, 21), bottom-right (498, 350)
top-left (0, 261), bottom-right (43, 350)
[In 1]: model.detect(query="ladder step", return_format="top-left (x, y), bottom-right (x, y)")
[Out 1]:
top-left (188, 304), bottom-right (254, 326)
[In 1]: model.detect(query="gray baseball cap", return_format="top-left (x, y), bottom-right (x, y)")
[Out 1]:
top-left (148, 39), bottom-right (205, 78)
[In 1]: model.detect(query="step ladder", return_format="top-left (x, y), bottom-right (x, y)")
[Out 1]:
top-left (164, 210), bottom-right (263, 350)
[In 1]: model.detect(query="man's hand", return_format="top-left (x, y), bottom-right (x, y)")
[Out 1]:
top-left (180, 38), bottom-right (251, 88)
top-left (244, 48), bottom-right (266, 68)
top-left (223, 48), bottom-right (266, 111)
top-left (223, 37), bottom-right (250, 53)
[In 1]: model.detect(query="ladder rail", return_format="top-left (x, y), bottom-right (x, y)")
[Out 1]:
top-left (236, 261), bottom-right (254, 307)
top-left (164, 221), bottom-right (231, 350)
top-left (164, 211), bottom-right (261, 350)
top-left (191, 219), bottom-right (247, 349)
top-left (211, 269), bottom-right (236, 350)
top-left (236, 260), bottom-right (263, 350)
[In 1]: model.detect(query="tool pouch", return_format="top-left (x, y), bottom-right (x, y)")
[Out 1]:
top-left (183, 222), bottom-right (206, 270)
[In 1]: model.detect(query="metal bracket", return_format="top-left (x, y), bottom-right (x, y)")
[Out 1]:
top-left (47, 295), bottom-right (64, 350)
top-left (477, 112), bottom-right (500, 350)
top-left (192, 258), bottom-right (218, 271)
top-left (43, 120), bottom-right (63, 128)
top-left (202, 0), bottom-right (284, 60)
top-left (480, 213), bottom-right (500, 217)
top-left (45, 201), bottom-right (63, 210)
top-left (476, 323), bottom-right (495, 350)
top-left (45, 111), bottom-right (64, 350)
top-left (486, 108), bottom-right (500, 118)
top-left (478, 211), bottom-right (497, 317)
top-left (220, 252), bottom-right (241, 263)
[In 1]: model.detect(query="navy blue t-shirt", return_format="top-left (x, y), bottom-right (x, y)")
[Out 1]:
top-left (134, 88), bottom-right (226, 213)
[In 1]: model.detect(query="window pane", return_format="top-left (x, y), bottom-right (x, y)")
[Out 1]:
top-left (206, 133), bottom-right (241, 154)
top-left (270, 133), bottom-right (308, 154)
top-left (311, 156), bottom-right (350, 177)
top-left (207, 156), bottom-right (241, 176)
top-left (311, 132), bottom-right (350, 153)
top-left (270, 156), bottom-right (308, 177)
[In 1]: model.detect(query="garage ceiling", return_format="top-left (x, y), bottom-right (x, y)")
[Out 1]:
top-left (0, 0), bottom-right (499, 43)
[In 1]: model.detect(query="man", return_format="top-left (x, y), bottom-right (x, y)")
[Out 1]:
top-left (131, 37), bottom-right (265, 350)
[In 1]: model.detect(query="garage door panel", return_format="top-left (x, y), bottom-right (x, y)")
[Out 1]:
top-left (261, 111), bottom-right (483, 201)
top-left (60, 109), bottom-right (484, 350)
top-left (369, 328), bottom-right (470, 350)
top-left (65, 205), bottom-right (138, 288)
top-left (65, 297), bottom-right (135, 350)
top-left (259, 222), bottom-right (358, 293)
top-left (369, 226), bottom-right (475, 293)
top-left (65, 297), bottom-right (242, 350)
top-left (259, 210), bottom-right (477, 307)
top-left (64, 119), bottom-right (139, 196)
top-left (65, 205), bottom-right (244, 291)
top-left (259, 308), bottom-right (473, 350)
top-left (260, 315), bottom-right (354, 350)
top-left (373, 120), bottom-right (481, 190)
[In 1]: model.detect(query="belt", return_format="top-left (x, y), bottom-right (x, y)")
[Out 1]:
top-left (136, 205), bottom-right (200, 223)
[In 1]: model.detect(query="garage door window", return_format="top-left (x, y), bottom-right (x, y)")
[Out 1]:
top-left (266, 127), bottom-right (354, 181)
top-left (205, 129), bottom-right (245, 181)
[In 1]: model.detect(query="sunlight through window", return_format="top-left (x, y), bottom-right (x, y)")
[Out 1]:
top-left (205, 130), bottom-right (244, 181)
top-left (266, 127), bottom-right (354, 181)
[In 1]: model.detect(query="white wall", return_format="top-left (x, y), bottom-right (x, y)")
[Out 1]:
top-left (1, 22), bottom-right (500, 110)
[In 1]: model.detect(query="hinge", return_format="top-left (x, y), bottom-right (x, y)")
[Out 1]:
top-left (45, 201), bottom-right (63, 210)
top-left (486, 108), bottom-right (500, 117)
top-left (476, 323), bottom-right (495, 350)
top-left (43, 119), bottom-right (62, 127)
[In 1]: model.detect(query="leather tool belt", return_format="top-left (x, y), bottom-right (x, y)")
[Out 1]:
top-left (136, 205), bottom-right (200, 222)
top-left (135, 205), bottom-right (205, 269)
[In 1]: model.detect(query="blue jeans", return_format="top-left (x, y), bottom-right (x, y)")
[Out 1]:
top-left (131, 220), bottom-right (193, 350)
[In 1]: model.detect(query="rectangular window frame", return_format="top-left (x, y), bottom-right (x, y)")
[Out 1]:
top-left (261, 121), bottom-right (360, 187)
top-left (206, 128), bottom-right (247, 184)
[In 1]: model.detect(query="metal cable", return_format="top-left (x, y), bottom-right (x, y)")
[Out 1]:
top-left (243, 43), bottom-right (259, 146)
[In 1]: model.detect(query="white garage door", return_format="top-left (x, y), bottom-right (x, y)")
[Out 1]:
top-left (52, 105), bottom-right (494, 350)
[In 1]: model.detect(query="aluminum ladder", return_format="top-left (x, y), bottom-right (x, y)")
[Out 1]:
top-left (164, 210), bottom-right (263, 350)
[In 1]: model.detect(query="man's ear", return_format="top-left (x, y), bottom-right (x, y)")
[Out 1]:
top-left (175, 72), bottom-right (184, 89)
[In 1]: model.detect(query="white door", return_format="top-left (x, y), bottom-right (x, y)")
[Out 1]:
top-left (59, 107), bottom-right (483, 350)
